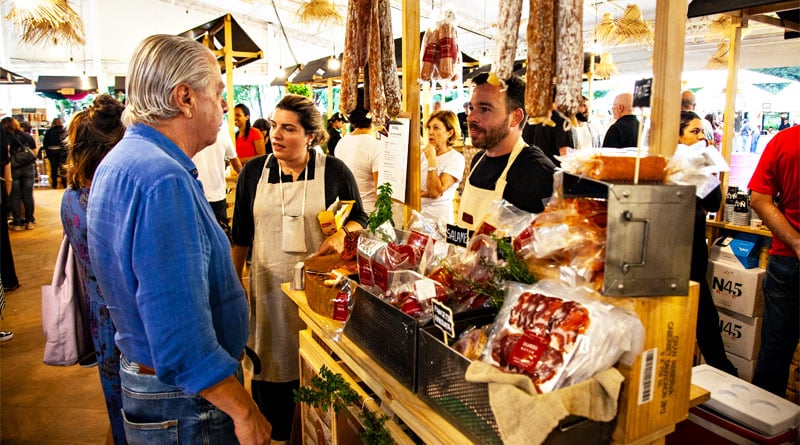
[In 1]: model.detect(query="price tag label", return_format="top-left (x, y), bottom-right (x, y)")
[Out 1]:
top-left (432, 299), bottom-right (455, 339)
top-left (633, 78), bottom-right (652, 108)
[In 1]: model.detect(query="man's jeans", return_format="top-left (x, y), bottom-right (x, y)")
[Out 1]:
top-left (752, 255), bottom-right (799, 396)
top-left (119, 356), bottom-right (239, 444)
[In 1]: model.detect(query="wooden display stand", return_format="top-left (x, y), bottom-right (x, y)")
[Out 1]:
top-left (285, 282), bottom-right (708, 445)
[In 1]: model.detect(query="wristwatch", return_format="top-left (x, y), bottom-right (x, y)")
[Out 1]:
top-left (427, 166), bottom-right (437, 172)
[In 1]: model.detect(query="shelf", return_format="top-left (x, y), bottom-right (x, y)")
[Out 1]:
top-left (707, 220), bottom-right (772, 237)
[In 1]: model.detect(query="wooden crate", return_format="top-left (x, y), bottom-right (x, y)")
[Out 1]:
top-left (599, 283), bottom-right (700, 444)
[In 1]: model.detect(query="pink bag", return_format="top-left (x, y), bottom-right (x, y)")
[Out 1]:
top-left (41, 236), bottom-right (93, 366)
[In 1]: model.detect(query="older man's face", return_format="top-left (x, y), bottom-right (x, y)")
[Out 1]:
top-left (194, 53), bottom-right (227, 150)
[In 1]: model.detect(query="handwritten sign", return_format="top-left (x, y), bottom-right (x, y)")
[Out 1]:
top-left (446, 224), bottom-right (470, 247)
top-left (432, 299), bottom-right (455, 339)
top-left (633, 78), bottom-right (652, 108)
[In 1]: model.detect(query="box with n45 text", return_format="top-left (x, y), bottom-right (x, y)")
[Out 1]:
top-left (717, 307), bottom-right (762, 360)
top-left (706, 260), bottom-right (764, 317)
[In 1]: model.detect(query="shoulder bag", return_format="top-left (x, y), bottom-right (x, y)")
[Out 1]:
top-left (42, 235), bottom-right (94, 366)
top-left (9, 134), bottom-right (37, 170)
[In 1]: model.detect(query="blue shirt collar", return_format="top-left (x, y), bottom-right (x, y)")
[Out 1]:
top-left (127, 123), bottom-right (198, 178)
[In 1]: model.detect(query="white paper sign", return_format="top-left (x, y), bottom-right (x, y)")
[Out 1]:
top-left (378, 118), bottom-right (410, 204)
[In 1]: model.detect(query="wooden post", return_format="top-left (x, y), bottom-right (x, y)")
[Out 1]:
top-left (719, 18), bottom-right (744, 209)
top-left (648, 1), bottom-right (688, 156)
top-left (224, 14), bottom-right (236, 142)
top-left (402, 0), bottom-right (421, 212)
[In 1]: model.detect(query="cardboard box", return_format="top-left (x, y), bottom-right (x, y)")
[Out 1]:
top-left (717, 307), bottom-right (762, 360)
top-left (707, 260), bottom-right (765, 317)
top-left (317, 200), bottom-right (354, 236)
top-left (726, 352), bottom-right (757, 382)
top-left (709, 235), bottom-right (763, 269)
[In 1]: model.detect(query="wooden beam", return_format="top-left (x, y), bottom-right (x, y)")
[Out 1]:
top-left (744, 1), bottom-right (800, 15)
top-left (719, 20), bottom-right (744, 212)
top-left (224, 14), bottom-right (236, 142)
top-left (648, 0), bottom-right (688, 157)
top-left (402, 0), bottom-right (421, 212)
top-left (748, 13), bottom-right (800, 32)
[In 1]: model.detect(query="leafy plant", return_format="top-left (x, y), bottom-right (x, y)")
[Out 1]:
top-left (494, 236), bottom-right (536, 285)
top-left (294, 365), bottom-right (394, 445)
top-left (288, 83), bottom-right (312, 97)
top-left (367, 182), bottom-right (394, 233)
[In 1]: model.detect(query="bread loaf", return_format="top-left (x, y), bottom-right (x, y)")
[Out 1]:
top-left (585, 154), bottom-right (667, 182)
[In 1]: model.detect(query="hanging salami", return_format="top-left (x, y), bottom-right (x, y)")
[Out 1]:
top-left (554, 0), bottom-right (584, 119)
top-left (525, 0), bottom-right (556, 125)
top-left (419, 8), bottom-right (462, 84)
top-left (492, 0), bottom-right (523, 82)
top-left (420, 26), bottom-right (440, 82)
top-left (378, 0), bottom-right (402, 117)
top-left (367, 0), bottom-right (386, 128)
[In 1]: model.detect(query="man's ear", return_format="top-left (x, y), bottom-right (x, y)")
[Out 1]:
top-left (510, 108), bottom-right (525, 128)
top-left (174, 83), bottom-right (193, 118)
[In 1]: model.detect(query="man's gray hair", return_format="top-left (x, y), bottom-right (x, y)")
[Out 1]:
top-left (122, 34), bottom-right (219, 127)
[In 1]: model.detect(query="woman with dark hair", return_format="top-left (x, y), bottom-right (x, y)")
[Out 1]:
top-left (252, 117), bottom-right (273, 154)
top-left (231, 94), bottom-right (367, 444)
top-left (680, 110), bottom-right (737, 376)
top-left (334, 90), bottom-right (383, 213)
top-left (234, 103), bottom-right (266, 163)
top-left (421, 110), bottom-right (465, 224)
top-left (704, 113), bottom-right (722, 150)
top-left (2, 117), bottom-right (38, 230)
top-left (62, 94), bottom-right (127, 443)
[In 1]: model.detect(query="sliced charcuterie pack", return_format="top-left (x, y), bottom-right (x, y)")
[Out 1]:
top-left (480, 281), bottom-right (643, 393)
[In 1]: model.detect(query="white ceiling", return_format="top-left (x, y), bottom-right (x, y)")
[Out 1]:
top-left (0, 0), bottom-right (798, 89)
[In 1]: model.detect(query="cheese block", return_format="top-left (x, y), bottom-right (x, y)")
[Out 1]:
top-left (304, 254), bottom-right (357, 319)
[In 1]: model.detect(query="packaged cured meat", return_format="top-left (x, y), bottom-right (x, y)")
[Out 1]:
top-left (472, 199), bottom-right (537, 240)
top-left (420, 27), bottom-right (440, 82)
top-left (480, 281), bottom-right (643, 393)
top-left (419, 6), bottom-right (462, 84)
top-left (383, 270), bottom-right (452, 319)
top-left (452, 324), bottom-right (491, 361)
top-left (525, 0), bottom-right (556, 124)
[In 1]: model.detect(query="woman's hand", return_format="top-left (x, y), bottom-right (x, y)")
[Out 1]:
top-left (423, 143), bottom-right (437, 163)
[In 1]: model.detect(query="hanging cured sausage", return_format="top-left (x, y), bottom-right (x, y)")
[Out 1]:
top-left (525, 0), bottom-right (555, 125)
top-left (340, 0), bottom-right (401, 123)
top-left (492, 0), bottom-right (523, 82)
top-left (419, 8), bottom-right (462, 84)
top-left (554, 0), bottom-right (584, 118)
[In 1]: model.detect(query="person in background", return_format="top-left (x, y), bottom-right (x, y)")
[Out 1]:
top-left (231, 94), bottom-right (367, 445)
top-left (457, 102), bottom-right (469, 142)
top-left (433, 100), bottom-right (442, 112)
top-left (680, 111), bottom-right (738, 376)
top-left (0, 126), bottom-right (20, 293)
top-left (522, 100), bottom-right (575, 166)
top-left (2, 117), bottom-right (38, 231)
top-left (749, 124), bottom-right (800, 397)
top-left (573, 95), bottom-right (601, 150)
top-left (193, 126), bottom-right (242, 235)
top-left (602, 93), bottom-right (639, 149)
top-left (704, 113), bottom-right (722, 151)
top-left (63, 94), bottom-right (128, 444)
top-left (87, 34), bottom-right (271, 444)
top-left (252, 118), bottom-right (273, 155)
top-left (335, 89), bottom-right (383, 213)
top-left (325, 112), bottom-right (347, 156)
top-left (43, 117), bottom-right (68, 188)
top-left (750, 124), bottom-right (762, 153)
top-left (459, 72), bottom-right (556, 230)
top-left (681, 90), bottom-right (714, 145)
top-left (0, 278), bottom-right (12, 342)
top-left (421, 110), bottom-right (465, 224)
top-left (234, 104), bottom-right (266, 164)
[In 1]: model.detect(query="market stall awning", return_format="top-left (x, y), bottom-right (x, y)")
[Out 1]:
top-left (179, 14), bottom-right (263, 72)
top-left (0, 67), bottom-right (33, 85)
top-left (35, 75), bottom-right (98, 100)
top-left (292, 55), bottom-right (342, 83)
top-left (270, 64), bottom-right (302, 87)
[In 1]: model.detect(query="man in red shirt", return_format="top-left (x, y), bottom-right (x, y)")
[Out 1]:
top-left (748, 124), bottom-right (799, 397)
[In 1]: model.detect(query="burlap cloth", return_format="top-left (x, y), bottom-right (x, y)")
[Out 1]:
top-left (465, 361), bottom-right (623, 445)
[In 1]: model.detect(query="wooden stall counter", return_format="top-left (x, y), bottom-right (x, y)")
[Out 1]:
top-left (284, 282), bottom-right (705, 445)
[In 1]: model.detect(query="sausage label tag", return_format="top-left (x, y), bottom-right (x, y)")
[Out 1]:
top-left (432, 299), bottom-right (455, 339)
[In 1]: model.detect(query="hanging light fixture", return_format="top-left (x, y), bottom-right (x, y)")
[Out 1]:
top-left (595, 52), bottom-right (618, 79)
top-left (327, 45), bottom-right (340, 70)
top-left (6, 0), bottom-right (85, 46)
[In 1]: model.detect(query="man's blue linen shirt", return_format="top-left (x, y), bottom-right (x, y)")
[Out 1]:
top-left (87, 123), bottom-right (249, 394)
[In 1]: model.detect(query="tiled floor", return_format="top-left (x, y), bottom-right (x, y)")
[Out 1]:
top-left (1, 187), bottom-right (110, 444)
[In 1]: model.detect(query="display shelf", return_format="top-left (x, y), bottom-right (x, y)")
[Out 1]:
top-left (707, 220), bottom-right (772, 238)
top-left (284, 283), bottom-right (476, 445)
top-left (285, 282), bottom-right (707, 445)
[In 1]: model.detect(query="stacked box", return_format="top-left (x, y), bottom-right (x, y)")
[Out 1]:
top-left (706, 260), bottom-right (765, 317)
top-left (717, 307), bottom-right (762, 360)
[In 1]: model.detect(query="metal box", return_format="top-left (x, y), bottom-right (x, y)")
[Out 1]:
top-left (563, 173), bottom-right (695, 296)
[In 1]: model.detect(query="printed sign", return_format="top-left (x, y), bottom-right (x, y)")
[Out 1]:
top-left (633, 78), bottom-right (652, 108)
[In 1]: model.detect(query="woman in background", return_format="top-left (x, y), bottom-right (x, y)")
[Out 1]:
top-left (420, 110), bottom-right (465, 224)
top-left (63, 94), bottom-right (127, 443)
top-left (234, 104), bottom-right (265, 163)
top-left (2, 117), bottom-right (38, 231)
top-left (680, 110), bottom-right (737, 377)
top-left (252, 117), bottom-right (273, 155)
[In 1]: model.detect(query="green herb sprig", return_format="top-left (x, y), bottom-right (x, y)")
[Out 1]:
top-left (367, 182), bottom-right (394, 233)
top-left (294, 365), bottom-right (394, 445)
